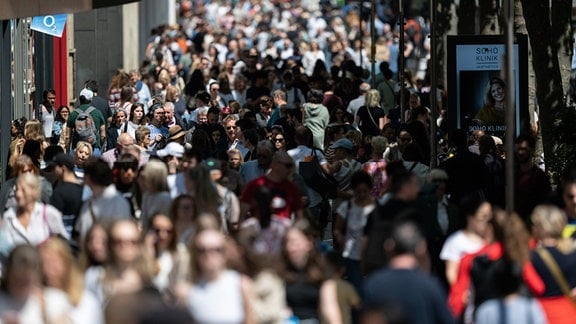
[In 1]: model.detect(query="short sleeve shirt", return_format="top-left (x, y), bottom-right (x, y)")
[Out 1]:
top-left (240, 176), bottom-right (303, 220)
top-left (440, 230), bottom-right (485, 262)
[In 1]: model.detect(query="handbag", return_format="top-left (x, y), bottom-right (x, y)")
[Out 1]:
top-left (299, 148), bottom-right (338, 198)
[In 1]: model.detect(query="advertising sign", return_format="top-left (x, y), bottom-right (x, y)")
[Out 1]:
top-left (31, 14), bottom-right (67, 37)
top-left (447, 35), bottom-right (529, 139)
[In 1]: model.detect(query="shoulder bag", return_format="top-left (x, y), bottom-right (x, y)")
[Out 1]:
top-left (299, 148), bottom-right (338, 198)
top-left (536, 247), bottom-right (576, 308)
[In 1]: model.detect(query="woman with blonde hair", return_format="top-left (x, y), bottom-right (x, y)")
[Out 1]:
top-left (138, 160), bottom-right (172, 224)
top-left (24, 119), bottom-right (48, 148)
top-left (39, 237), bottom-right (103, 323)
top-left (0, 245), bottom-right (71, 322)
top-left (74, 141), bottom-right (93, 181)
top-left (530, 205), bottom-right (576, 323)
top-left (0, 173), bottom-right (68, 251)
top-left (0, 154), bottom-right (53, 212)
top-left (144, 213), bottom-right (190, 303)
top-left (356, 89), bottom-right (386, 136)
top-left (84, 219), bottom-right (154, 308)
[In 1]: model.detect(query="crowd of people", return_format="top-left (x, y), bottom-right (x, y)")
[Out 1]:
top-left (1, 0), bottom-right (576, 323)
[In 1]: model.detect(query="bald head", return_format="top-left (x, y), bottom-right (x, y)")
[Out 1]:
top-left (117, 133), bottom-right (135, 152)
top-left (359, 82), bottom-right (371, 94)
top-left (118, 133), bottom-right (135, 146)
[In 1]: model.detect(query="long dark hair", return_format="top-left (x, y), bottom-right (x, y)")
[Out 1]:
top-left (280, 219), bottom-right (326, 285)
top-left (56, 106), bottom-right (70, 122)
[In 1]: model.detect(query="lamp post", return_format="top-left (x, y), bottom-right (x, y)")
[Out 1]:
top-left (370, 0), bottom-right (376, 87)
top-left (504, 0), bottom-right (515, 213)
top-left (399, 0), bottom-right (406, 123)
top-left (429, 0), bottom-right (437, 168)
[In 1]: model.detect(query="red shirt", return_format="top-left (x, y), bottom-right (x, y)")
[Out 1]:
top-left (240, 176), bottom-right (303, 220)
top-left (448, 242), bottom-right (545, 317)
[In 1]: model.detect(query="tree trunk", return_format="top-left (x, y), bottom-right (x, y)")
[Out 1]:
top-left (435, 0), bottom-right (455, 87)
top-left (457, 1), bottom-right (476, 35)
top-left (551, 0), bottom-right (572, 99)
top-left (514, 0), bottom-right (542, 166)
top-left (521, 0), bottom-right (576, 179)
top-left (478, 0), bottom-right (501, 35)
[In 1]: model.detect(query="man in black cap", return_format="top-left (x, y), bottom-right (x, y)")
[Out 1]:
top-left (49, 153), bottom-right (84, 237)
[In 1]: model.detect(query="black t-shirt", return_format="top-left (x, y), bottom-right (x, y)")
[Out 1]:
top-left (285, 271), bottom-right (321, 320)
top-left (357, 106), bottom-right (385, 136)
top-left (531, 247), bottom-right (576, 297)
top-left (50, 182), bottom-right (83, 217)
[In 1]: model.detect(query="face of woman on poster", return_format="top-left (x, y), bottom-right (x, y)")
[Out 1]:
top-left (490, 83), bottom-right (505, 104)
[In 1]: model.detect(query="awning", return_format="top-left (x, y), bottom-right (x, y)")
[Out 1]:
top-left (0, 0), bottom-right (139, 20)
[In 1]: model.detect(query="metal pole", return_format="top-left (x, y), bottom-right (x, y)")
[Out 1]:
top-left (359, 4), bottom-right (364, 69)
top-left (1, 20), bottom-right (13, 184)
top-left (399, 0), bottom-right (406, 123)
top-left (504, 0), bottom-right (515, 213)
top-left (370, 0), bottom-right (376, 88)
top-left (429, 0), bottom-right (437, 168)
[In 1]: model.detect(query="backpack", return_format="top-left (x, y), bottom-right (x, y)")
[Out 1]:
top-left (75, 106), bottom-right (98, 144)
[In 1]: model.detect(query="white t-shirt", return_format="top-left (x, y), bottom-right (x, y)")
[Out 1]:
top-left (439, 230), bottom-right (485, 262)
top-left (187, 270), bottom-right (245, 323)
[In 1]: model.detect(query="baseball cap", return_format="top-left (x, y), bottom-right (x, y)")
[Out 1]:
top-left (48, 153), bottom-right (75, 171)
top-left (203, 158), bottom-right (222, 172)
top-left (156, 142), bottom-right (184, 158)
top-left (329, 138), bottom-right (354, 151)
top-left (79, 88), bottom-right (94, 101)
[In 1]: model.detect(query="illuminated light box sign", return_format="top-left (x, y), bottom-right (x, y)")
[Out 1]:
top-left (447, 35), bottom-right (529, 139)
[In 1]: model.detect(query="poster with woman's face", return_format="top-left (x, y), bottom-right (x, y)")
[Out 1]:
top-left (460, 72), bottom-right (507, 135)
top-left (447, 35), bottom-right (528, 140)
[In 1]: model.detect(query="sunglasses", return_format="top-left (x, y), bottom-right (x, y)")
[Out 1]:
top-left (196, 246), bottom-right (224, 255)
top-left (153, 228), bottom-right (173, 235)
top-left (112, 238), bottom-right (139, 247)
top-left (274, 138), bottom-right (285, 143)
top-left (226, 126), bottom-right (236, 130)
top-left (116, 163), bottom-right (138, 171)
top-left (400, 137), bottom-right (413, 142)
